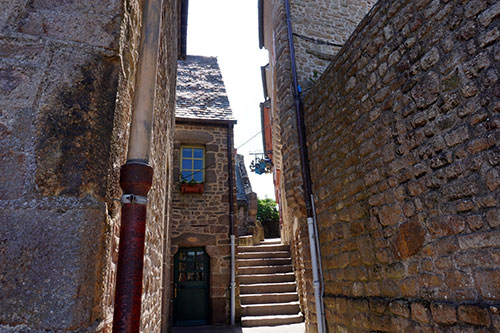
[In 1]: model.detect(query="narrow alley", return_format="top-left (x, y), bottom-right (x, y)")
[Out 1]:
top-left (0, 0), bottom-right (498, 332)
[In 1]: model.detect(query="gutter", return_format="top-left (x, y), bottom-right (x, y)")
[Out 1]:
top-left (258, 0), bottom-right (265, 49)
top-left (260, 102), bottom-right (267, 155)
top-left (284, 1), bottom-right (326, 332)
top-left (113, 0), bottom-right (163, 331)
top-left (175, 117), bottom-right (237, 126)
top-left (178, 0), bottom-right (189, 60)
top-left (227, 123), bottom-right (236, 325)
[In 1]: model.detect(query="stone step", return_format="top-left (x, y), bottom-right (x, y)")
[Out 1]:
top-left (240, 292), bottom-right (298, 305)
top-left (238, 251), bottom-right (290, 259)
top-left (238, 272), bottom-right (295, 284)
top-left (238, 264), bottom-right (293, 275)
top-left (241, 301), bottom-right (300, 316)
top-left (237, 257), bottom-right (291, 267)
top-left (238, 235), bottom-right (253, 246)
top-left (260, 238), bottom-right (282, 245)
top-left (241, 313), bottom-right (304, 327)
top-left (240, 282), bottom-right (297, 294)
top-left (237, 238), bottom-right (303, 327)
top-left (239, 244), bottom-right (290, 253)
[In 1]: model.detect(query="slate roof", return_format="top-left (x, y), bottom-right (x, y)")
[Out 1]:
top-left (235, 154), bottom-right (253, 204)
top-left (176, 55), bottom-right (234, 121)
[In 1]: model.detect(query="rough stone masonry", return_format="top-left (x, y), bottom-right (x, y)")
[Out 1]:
top-left (260, 0), bottom-right (375, 330)
top-left (303, 0), bottom-right (500, 331)
top-left (0, 0), bottom-right (178, 331)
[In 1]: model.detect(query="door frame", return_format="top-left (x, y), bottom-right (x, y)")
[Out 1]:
top-left (172, 247), bottom-right (210, 326)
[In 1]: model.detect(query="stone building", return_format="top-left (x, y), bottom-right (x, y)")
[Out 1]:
top-left (236, 154), bottom-right (259, 238)
top-left (260, 0), bottom-right (500, 332)
top-left (2, 0), bottom-right (499, 331)
top-left (0, 0), bottom-right (184, 331)
top-left (259, 0), bottom-right (376, 330)
top-left (170, 55), bottom-right (237, 326)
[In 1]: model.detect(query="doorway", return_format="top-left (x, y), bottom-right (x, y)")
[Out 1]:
top-left (173, 247), bottom-right (210, 326)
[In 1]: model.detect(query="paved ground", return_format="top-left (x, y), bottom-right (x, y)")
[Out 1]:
top-left (171, 323), bottom-right (305, 332)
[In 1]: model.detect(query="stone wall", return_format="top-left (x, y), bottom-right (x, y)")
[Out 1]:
top-left (266, 0), bottom-right (312, 329)
top-left (303, 0), bottom-right (500, 331)
top-left (289, 0), bottom-right (375, 93)
top-left (0, 0), bottom-right (178, 331)
top-left (0, 0), bottom-right (122, 330)
top-left (236, 154), bottom-right (258, 237)
top-left (139, 0), bottom-right (178, 331)
top-left (264, 0), bottom-right (375, 330)
top-left (170, 122), bottom-right (236, 325)
top-left (236, 192), bottom-right (258, 237)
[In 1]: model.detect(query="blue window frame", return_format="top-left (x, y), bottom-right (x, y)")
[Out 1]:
top-left (180, 146), bottom-right (205, 183)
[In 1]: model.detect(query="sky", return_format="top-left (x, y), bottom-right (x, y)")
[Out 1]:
top-left (186, 0), bottom-right (275, 199)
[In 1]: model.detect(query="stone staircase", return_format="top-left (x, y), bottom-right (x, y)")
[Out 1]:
top-left (238, 238), bottom-right (303, 327)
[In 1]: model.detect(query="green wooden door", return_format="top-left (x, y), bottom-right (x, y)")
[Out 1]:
top-left (173, 247), bottom-right (210, 326)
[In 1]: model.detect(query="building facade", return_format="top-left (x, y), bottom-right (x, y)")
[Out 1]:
top-left (236, 154), bottom-right (259, 239)
top-left (259, 0), bottom-right (376, 330)
top-left (170, 55), bottom-right (237, 326)
top-left (0, 0), bottom-right (182, 331)
top-left (2, 0), bottom-right (499, 331)
top-left (260, 0), bottom-right (500, 331)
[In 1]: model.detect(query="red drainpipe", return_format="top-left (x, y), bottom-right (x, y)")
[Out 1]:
top-left (113, 161), bottom-right (153, 332)
top-left (112, 0), bottom-right (163, 330)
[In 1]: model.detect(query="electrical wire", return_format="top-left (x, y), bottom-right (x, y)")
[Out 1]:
top-left (180, 123), bottom-right (272, 181)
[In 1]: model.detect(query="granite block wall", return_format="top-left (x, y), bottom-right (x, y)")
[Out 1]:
top-left (289, 0), bottom-right (376, 93)
top-left (265, 0), bottom-right (375, 330)
top-left (0, 1), bottom-right (122, 330)
top-left (304, 0), bottom-right (500, 331)
top-left (0, 0), bottom-right (178, 331)
top-left (267, 0), bottom-right (315, 329)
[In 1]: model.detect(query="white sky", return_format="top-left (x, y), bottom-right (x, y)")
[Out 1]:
top-left (187, 0), bottom-right (275, 199)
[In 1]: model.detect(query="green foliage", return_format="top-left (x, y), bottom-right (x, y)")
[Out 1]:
top-left (179, 174), bottom-right (198, 185)
top-left (257, 198), bottom-right (279, 224)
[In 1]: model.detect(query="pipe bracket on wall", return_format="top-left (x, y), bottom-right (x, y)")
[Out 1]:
top-left (121, 194), bottom-right (149, 205)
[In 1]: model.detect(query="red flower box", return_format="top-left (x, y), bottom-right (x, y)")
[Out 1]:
top-left (180, 183), bottom-right (204, 193)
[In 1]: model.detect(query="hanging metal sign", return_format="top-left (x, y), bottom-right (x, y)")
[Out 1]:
top-left (249, 153), bottom-right (273, 175)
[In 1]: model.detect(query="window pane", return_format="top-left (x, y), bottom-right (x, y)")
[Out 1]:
top-left (195, 252), bottom-right (203, 269)
top-left (182, 148), bottom-right (192, 158)
top-left (182, 171), bottom-right (192, 181)
top-left (193, 172), bottom-right (203, 183)
top-left (193, 148), bottom-right (203, 158)
top-left (193, 159), bottom-right (203, 170)
top-left (187, 251), bottom-right (195, 271)
top-left (182, 159), bottom-right (192, 170)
